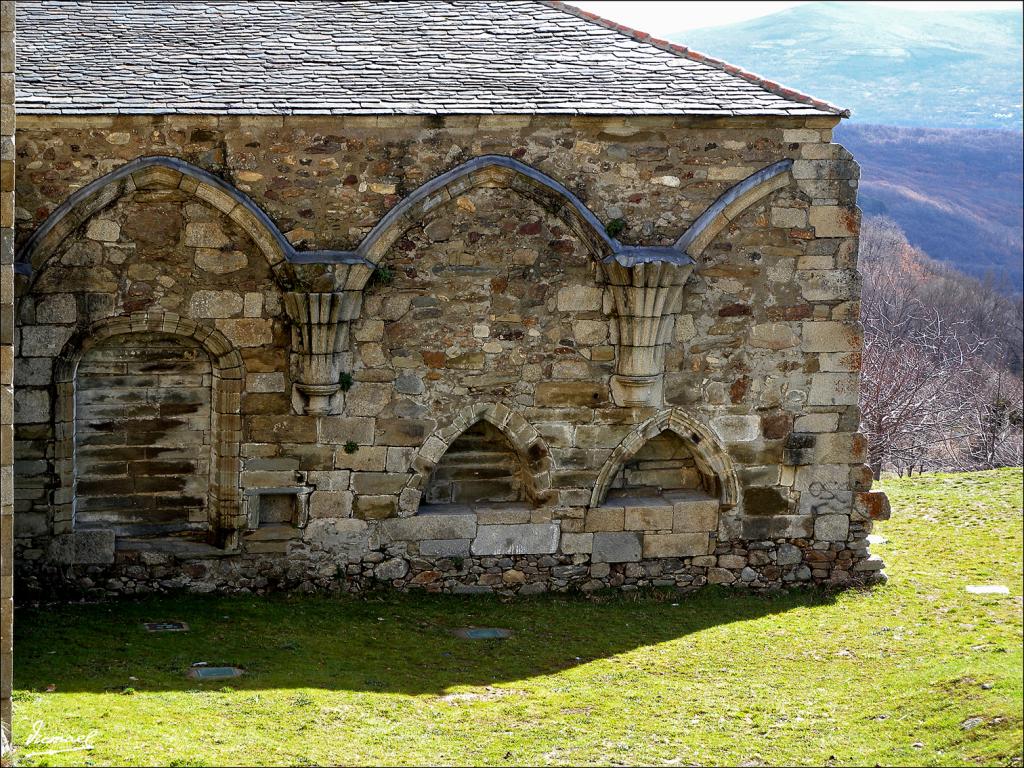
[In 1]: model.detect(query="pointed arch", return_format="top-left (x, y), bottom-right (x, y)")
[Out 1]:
top-left (590, 408), bottom-right (739, 509)
top-left (350, 154), bottom-right (620, 281)
top-left (15, 155), bottom-right (373, 288)
top-left (52, 311), bottom-right (245, 547)
top-left (674, 159), bottom-right (794, 259)
top-left (404, 402), bottom-right (552, 513)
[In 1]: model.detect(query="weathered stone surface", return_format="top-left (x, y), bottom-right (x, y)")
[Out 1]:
top-left (668, 493), bottom-right (719, 532)
top-left (743, 486), bottom-right (789, 516)
top-left (591, 532), bottom-right (642, 563)
top-left (814, 514), bottom-right (850, 541)
top-left (802, 321), bottom-right (861, 353)
top-left (471, 524), bottom-right (560, 556)
top-left (777, 543), bottom-right (803, 565)
top-left (353, 495), bottom-right (397, 520)
top-left (560, 532), bottom-right (593, 554)
top-left (9, 111), bottom-right (880, 599)
top-left (711, 415), bottom-right (760, 443)
top-left (381, 514), bottom-right (477, 542)
top-left (375, 557), bottom-right (409, 581)
top-left (642, 532), bottom-right (708, 558)
top-left (585, 506), bottom-right (625, 532)
top-left (707, 567), bottom-right (736, 584)
top-left (304, 519), bottom-right (367, 559)
top-left (309, 490), bottom-right (353, 519)
top-left (74, 529), bottom-right (116, 564)
top-left (623, 499), bottom-right (674, 531)
top-left (854, 490), bottom-right (891, 521)
top-left (419, 538), bottom-right (472, 558)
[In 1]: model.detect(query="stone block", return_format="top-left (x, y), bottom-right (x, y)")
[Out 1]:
top-left (419, 538), bottom-right (472, 558)
top-left (13, 388), bottom-right (49, 424)
top-left (245, 372), bottom-right (287, 393)
top-left (707, 567), bottom-right (736, 584)
top-left (471, 523), bottom-right (560, 556)
top-left (814, 514), bottom-right (850, 541)
top-left (814, 432), bottom-right (868, 464)
top-left (381, 513), bottom-right (477, 542)
top-left (216, 318), bottom-right (274, 347)
top-left (344, 382), bottom-right (392, 417)
top-left (353, 495), bottom-right (397, 520)
top-left (335, 446), bottom-right (387, 471)
top-left (195, 248), bottom-right (247, 274)
top-left (808, 373), bottom-right (859, 406)
top-left (623, 499), bottom-right (674, 530)
top-left (190, 290), bottom-right (243, 318)
top-left (801, 321), bottom-right (862, 353)
top-left (375, 418), bottom-right (434, 447)
top-left (183, 221), bottom-right (230, 248)
top-left (20, 325), bottom-right (73, 357)
top-left (474, 505), bottom-right (532, 525)
top-left (534, 381), bottom-right (608, 407)
top-left (556, 285), bottom-right (603, 312)
top-left (742, 515), bottom-right (814, 539)
top-left (777, 543), bottom-right (803, 565)
top-left (85, 218), bottom-right (120, 242)
top-left (793, 413), bottom-right (840, 433)
top-left (642, 533), bottom-right (709, 558)
top-left (309, 490), bottom-right (353, 519)
top-left (35, 294), bottom-right (77, 324)
top-left (853, 554), bottom-right (885, 572)
top-left (304, 518), bottom-right (367, 560)
top-left (711, 414), bottom-right (760, 442)
top-left (245, 414), bottom-right (317, 443)
top-left (770, 207), bottom-right (807, 228)
top-left (351, 472), bottom-right (408, 495)
top-left (591, 531), bottom-right (642, 563)
top-left (585, 506), bottom-right (624, 532)
top-left (74, 529), bottom-right (116, 564)
top-left (742, 486), bottom-right (790, 516)
top-left (375, 557), bottom-right (409, 581)
top-left (560, 532), bottom-right (593, 554)
top-left (319, 416), bottom-right (376, 445)
top-left (809, 206), bottom-right (858, 237)
top-left (854, 490), bottom-right (891, 522)
top-left (667, 492), bottom-right (720, 531)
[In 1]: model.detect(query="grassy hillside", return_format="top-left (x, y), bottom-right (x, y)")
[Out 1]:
top-left (837, 123), bottom-right (1024, 287)
top-left (10, 469), bottom-right (1023, 766)
top-left (678, 2), bottom-right (1023, 130)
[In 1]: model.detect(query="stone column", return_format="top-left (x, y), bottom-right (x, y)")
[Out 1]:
top-left (0, 0), bottom-right (14, 747)
top-left (601, 258), bottom-right (694, 408)
top-left (283, 291), bottom-right (362, 415)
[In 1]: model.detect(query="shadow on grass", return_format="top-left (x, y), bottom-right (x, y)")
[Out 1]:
top-left (14, 587), bottom-right (839, 695)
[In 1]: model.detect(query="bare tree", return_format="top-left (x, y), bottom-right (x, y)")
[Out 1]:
top-left (858, 216), bottom-right (1022, 476)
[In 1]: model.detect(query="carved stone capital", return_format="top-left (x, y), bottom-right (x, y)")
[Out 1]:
top-left (600, 259), bottom-right (694, 407)
top-left (283, 291), bottom-right (363, 414)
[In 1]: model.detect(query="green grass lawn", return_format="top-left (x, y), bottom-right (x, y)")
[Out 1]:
top-left (9, 468), bottom-right (1023, 767)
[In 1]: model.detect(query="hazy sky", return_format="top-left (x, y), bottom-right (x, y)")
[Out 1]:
top-left (572, 1), bottom-right (1023, 32)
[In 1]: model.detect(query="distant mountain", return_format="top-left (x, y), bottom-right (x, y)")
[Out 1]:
top-left (836, 123), bottom-right (1023, 289)
top-left (677, 2), bottom-right (1023, 130)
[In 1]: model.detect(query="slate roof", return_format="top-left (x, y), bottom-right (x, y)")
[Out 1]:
top-left (15, 0), bottom-right (847, 117)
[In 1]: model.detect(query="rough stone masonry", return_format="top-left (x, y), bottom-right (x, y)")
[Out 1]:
top-left (4, 0), bottom-right (890, 603)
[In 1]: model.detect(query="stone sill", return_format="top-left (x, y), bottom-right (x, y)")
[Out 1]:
top-left (116, 537), bottom-right (231, 559)
top-left (417, 501), bottom-right (533, 516)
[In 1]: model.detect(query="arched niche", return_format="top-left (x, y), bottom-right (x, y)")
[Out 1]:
top-left (590, 408), bottom-right (739, 509)
top-left (404, 403), bottom-right (552, 515)
top-left (53, 312), bottom-right (245, 548)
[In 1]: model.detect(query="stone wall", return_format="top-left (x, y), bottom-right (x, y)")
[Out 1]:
top-left (10, 112), bottom-right (889, 598)
top-left (1, 0), bottom-right (14, 743)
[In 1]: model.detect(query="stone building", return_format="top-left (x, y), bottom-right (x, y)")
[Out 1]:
top-left (4, 0), bottom-right (890, 606)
